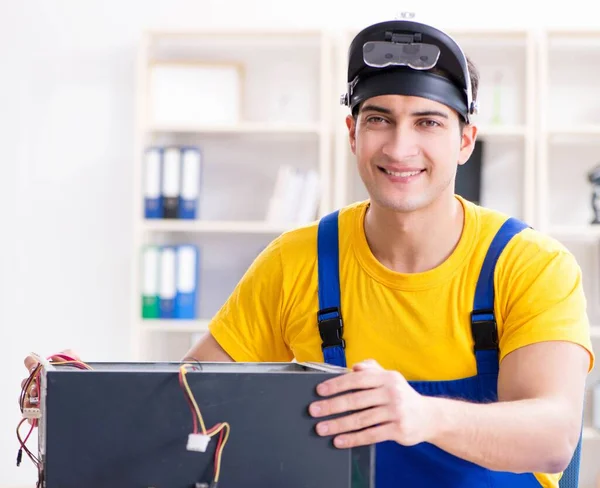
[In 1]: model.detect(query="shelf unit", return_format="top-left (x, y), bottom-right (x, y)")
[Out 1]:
top-left (537, 29), bottom-right (600, 488)
top-left (142, 319), bottom-right (210, 333)
top-left (141, 220), bottom-right (295, 234)
top-left (149, 122), bottom-right (323, 135)
top-left (131, 29), bottom-right (333, 362)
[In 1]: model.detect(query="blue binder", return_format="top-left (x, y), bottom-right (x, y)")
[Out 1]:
top-left (158, 246), bottom-right (177, 319)
top-left (144, 147), bottom-right (162, 219)
top-left (175, 245), bottom-right (200, 319)
top-left (179, 146), bottom-right (202, 220)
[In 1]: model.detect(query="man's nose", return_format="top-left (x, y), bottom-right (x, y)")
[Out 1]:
top-left (381, 126), bottom-right (420, 161)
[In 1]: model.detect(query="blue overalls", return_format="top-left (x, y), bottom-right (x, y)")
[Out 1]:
top-left (316, 210), bottom-right (546, 487)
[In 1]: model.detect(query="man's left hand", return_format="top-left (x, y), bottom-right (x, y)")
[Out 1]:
top-left (309, 359), bottom-right (436, 448)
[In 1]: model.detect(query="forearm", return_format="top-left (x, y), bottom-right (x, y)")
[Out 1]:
top-left (426, 396), bottom-right (578, 474)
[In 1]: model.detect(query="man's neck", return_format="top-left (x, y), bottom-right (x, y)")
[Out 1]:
top-left (363, 194), bottom-right (465, 274)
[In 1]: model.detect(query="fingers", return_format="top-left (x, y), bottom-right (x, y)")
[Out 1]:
top-left (315, 406), bottom-right (393, 437)
top-left (310, 387), bottom-right (389, 418)
top-left (316, 369), bottom-right (384, 397)
top-left (21, 354), bottom-right (43, 413)
top-left (24, 355), bottom-right (38, 374)
top-left (352, 359), bottom-right (382, 372)
top-left (331, 423), bottom-right (393, 449)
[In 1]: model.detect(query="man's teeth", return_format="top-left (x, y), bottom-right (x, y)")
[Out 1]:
top-left (384, 169), bottom-right (422, 177)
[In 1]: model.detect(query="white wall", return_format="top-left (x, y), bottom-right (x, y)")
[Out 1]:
top-left (2, 1), bottom-right (600, 486)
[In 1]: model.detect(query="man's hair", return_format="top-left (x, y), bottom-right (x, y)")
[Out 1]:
top-left (352, 55), bottom-right (480, 131)
top-left (429, 55), bottom-right (479, 131)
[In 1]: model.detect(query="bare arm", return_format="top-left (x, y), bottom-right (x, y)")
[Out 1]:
top-left (310, 341), bottom-right (590, 475)
top-left (183, 332), bottom-right (234, 362)
top-left (427, 341), bottom-right (589, 473)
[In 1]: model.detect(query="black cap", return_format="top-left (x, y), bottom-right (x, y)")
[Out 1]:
top-left (341, 20), bottom-right (477, 123)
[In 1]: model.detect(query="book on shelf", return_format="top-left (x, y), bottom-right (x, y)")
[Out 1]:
top-left (265, 164), bottom-right (320, 225)
top-left (142, 244), bottom-right (201, 320)
top-left (143, 148), bottom-right (162, 219)
top-left (141, 246), bottom-right (160, 318)
top-left (143, 145), bottom-right (202, 220)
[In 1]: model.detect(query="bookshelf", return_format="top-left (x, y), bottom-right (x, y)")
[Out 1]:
top-left (537, 29), bottom-right (600, 488)
top-left (131, 29), bottom-right (333, 362)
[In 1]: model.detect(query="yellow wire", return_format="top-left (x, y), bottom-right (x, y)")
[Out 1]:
top-left (214, 423), bottom-right (230, 482)
top-left (178, 365), bottom-right (231, 482)
top-left (50, 360), bottom-right (93, 370)
top-left (180, 365), bottom-right (207, 434)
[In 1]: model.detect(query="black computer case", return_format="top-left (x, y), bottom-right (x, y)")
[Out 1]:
top-left (38, 361), bottom-right (375, 488)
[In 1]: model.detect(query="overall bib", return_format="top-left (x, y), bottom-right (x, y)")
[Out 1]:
top-left (316, 210), bottom-right (546, 487)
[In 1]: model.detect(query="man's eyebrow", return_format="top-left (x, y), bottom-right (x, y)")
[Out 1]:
top-left (410, 110), bottom-right (449, 119)
top-left (360, 105), bottom-right (450, 119)
top-left (360, 104), bottom-right (393, 115)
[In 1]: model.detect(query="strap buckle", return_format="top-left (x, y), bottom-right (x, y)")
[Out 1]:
top-left (470, 309), bottom-right (498, 351)
top-left (317, 307), bottom-right (345, 350)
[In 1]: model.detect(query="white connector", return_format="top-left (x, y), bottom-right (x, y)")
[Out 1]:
top-left (23, 408), bottom-right (41, 420)
top-left (186, 433), bottom-right (211, 453)
top-left (29, 352), bottom-right (55, 371)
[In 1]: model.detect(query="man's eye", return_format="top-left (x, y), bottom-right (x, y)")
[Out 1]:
top-left (419, 119), bottom-right (441, 127)
top-left (366, 116), bottom-right (387, 124)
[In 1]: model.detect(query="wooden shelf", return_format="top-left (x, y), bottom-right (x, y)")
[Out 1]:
top-left (142, 219), bottom-right (295, 234)
top-left (477, 125), bottom-right (528, 138)
top-left (548, 226), bottom-right (600, 240)
top-left (547, 126), bottom-right (600, 140)
top-left (141, 319), bottom-right (210, 333)
top-left (149, 122), bottom-right (323, 135)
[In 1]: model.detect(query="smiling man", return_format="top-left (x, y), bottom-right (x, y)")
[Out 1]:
top-left (23, 18), bottom-right (595, 488)
top-left (186, 19), bottom-right (595, 488)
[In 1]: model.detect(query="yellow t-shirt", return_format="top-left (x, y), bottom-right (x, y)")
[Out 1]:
top-left (210, 196), bottom-right (595, 488)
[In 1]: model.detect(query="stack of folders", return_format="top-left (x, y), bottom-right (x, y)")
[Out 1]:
top-left (144, 146), bottom-right (202, 219)
top-left (141, 245), bottom-right (200, 320)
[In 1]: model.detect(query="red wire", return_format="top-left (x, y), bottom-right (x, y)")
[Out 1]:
top-left (47, 354), bottom-right (90, 370)
top-left (48, 353), bottom-right (78, 362)
top-left (179, 371), bottom-right (198, 434)
top-left (177, 366), bottom-right (229, 481)
top-left (22, 419), bottom-right (35, 444)
top-left (17, 352), bottom-right (91, 477)
top-left (214, 427), bottom-right (224, 477)
top-left (17, 419), bottom-right (39, 466)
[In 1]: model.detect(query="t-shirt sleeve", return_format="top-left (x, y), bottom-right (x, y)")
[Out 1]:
top-left (208, 236), bottom-right (293, 363)
top-left (498, 247), bottom-right (595, 371)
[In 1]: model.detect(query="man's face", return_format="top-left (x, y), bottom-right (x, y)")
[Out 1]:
top-left (346, 94), bottom-right (477, 213)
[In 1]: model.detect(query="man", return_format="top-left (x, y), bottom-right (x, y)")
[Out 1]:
top-left (25, 19), bottom-right (594, 488)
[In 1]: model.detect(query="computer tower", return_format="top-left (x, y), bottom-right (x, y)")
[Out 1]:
top-left (38, 361), bottom-right (375, 488)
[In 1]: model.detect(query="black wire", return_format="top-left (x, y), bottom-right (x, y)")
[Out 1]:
top-left (180, 357), bottom-right (203, 371)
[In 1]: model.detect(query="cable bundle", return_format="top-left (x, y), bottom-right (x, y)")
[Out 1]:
top-left (17, 353), bottom-right (92, 487)
top-left (179, 364), bottom-right (231, 488)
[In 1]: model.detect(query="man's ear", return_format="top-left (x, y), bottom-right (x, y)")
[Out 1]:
top-left (458, 124), bottom-right (478, 166)
top-left (346, 115), bottom-right (356, 155)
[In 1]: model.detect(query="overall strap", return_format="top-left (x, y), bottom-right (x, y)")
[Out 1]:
top-left (317, 210), bottom-right (347, 368)
top-left (471, 218), bottom-right (529, 376)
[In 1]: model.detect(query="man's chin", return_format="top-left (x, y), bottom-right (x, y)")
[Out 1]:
top-left (371, 194), bottom-right (430, 214)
